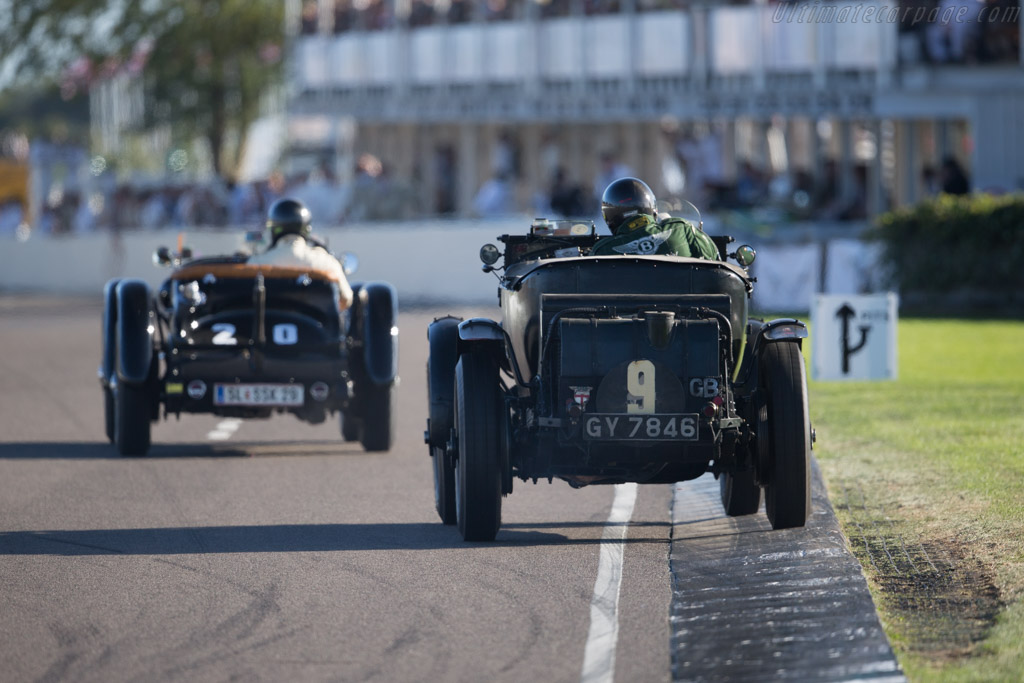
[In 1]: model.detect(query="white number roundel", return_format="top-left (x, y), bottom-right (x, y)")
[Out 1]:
top-left (273, 323), bottom-right (298, 345)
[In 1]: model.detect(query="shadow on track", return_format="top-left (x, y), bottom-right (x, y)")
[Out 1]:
top-left (0, 441), bottom-right (368, 460)
top-left (0, 523), bottom-right (669, 555)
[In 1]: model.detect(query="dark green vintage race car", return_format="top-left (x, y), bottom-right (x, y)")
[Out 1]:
top-left (427, 214), bottom-right (811, 541)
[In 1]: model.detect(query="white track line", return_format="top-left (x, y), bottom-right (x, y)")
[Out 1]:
top-left (581, 482), bottom-right (638, 683)
top-left (206, 419), bottom-right (241, 441)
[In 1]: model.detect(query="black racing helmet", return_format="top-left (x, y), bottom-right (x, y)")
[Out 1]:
top-left (601, 177), bottom-right (658, 233)
top-left (266, 198), bottom-right (312, 244)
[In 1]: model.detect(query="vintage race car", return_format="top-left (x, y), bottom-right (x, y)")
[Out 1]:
top-left (426, 215), bottom-right (811, 541)
top-left (99, 243), bottom-right (398, 456)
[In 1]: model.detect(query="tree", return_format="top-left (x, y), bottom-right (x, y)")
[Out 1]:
top-left (1, 0), bottom-right (284, 179)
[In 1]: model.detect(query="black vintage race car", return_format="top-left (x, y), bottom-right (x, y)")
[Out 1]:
top-left (99, 242), bottom-right (398, 456)
top-left (426, 214), bottom-right (811, 541)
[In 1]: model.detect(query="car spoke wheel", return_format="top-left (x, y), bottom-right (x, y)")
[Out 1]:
top-left (114, 381), bottom-right (151, 457)
top-left (432, 445), bottom-right (456, 525)
top-left (720, 468), bottom-right (761, 516)
top-left (360, 381), bottom-right (395, 452)
top-left (760, 343), bottom-right (811, 529)
top-left (454, 350), bottom-right (502, 542)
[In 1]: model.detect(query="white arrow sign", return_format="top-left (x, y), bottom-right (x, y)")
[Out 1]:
top-left (811, 293), bottom-right (898, 381)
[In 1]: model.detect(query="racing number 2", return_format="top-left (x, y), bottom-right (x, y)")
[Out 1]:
top-left (626, 360), bottom-right (655, 414)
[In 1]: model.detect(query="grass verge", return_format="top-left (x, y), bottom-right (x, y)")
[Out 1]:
top-left (807, 318), bottom-right (1024, 681)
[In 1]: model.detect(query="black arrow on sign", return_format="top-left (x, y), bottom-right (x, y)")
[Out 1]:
top-left (836, 303), bottom-right (871, 375)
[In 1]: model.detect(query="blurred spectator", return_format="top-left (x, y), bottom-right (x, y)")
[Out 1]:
top-left (735, 160), bottom-right (767, 207)
top-left (921, 165), bottom-right (940, 196)
top-left (449, 0), bottom-right (474, 23)
top-left (361, 0), bottom-right (392, 30)
top-left (301, 0), bottom-right (319, 34)
top-left (0, 199), bottom-right (25, 235)
top-left (434, 145), bottom-right (457, 215)
top-left (585, 0), bottom-right (621, 14)
top-left (139, 188), bottom-right (169, 229)
top-left (334, 0), bottom-right (357, 32)
top-left (492, 132), bottom-right (520, 180)
top-left (409, 0), bottom-right (436, 26)
top-left (941, 155), bottom-right (971, 194)
top-left (112, 185), bottom-right (141, 231)
top-left (473, 172), bottom-right (516, 217)
top-left (549, 167), bottom-right (587, 217)
top-left (484, 0), bottom-right (518, 21)
top-left (539, 0), bottom-right (571, 17)
top-left (978, 0), bottom-right (1020, 61)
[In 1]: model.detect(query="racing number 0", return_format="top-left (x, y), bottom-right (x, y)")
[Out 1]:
top-left (626, 360), bottom-right (655, 414)
top-left (273, 323), bottom-right (298, 345)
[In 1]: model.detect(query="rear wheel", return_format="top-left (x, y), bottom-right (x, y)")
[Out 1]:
top-left (360, 381), bottom-right (395, 452)
top-left (432, 445), bottom-right (456, 525)
top-left (114, 381), bottom-right (151, 456)
top-left (720, 469), bottom-right (761, 516)
top-left (760, 342), bottom-right (811, 529)
top-left (454, 350), bottom-right (502, 542)
top-left (340, 412), bottom-right (360, 442)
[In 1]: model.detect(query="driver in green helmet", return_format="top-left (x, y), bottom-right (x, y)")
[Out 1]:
top-left (590, 177), bottom-right (719, 259)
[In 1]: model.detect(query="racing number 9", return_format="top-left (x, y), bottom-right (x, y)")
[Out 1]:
top-left (626, 360), bottom-right (655, 414)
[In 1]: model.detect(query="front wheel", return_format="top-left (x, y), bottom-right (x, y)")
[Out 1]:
top-left (760, 342), bottom-right (811, 529)
top-left (114, 381), bottom-right (152, 456)
top-left (103, 386), bottom-right (116, 443)
top-left (432, 445), bottom-right (456, 525)
top-left (720, 469), bottom-right (761, 516)
top-left (454, 350), bottom-right (503, 542)
top-left (360, 381), bottom-right (395, 452)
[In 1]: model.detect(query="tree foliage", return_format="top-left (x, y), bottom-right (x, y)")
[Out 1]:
top-left (1, 0), bottom-right (285, 177)
top-left (867, 193), bottom-right (1024, 310)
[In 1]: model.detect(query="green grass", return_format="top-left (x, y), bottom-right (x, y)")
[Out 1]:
top-left (808, 318), bottom-right (1024, 681)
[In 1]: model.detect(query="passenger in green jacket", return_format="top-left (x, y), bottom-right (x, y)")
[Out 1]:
top-left (590, 177), bottom-right (719, 259)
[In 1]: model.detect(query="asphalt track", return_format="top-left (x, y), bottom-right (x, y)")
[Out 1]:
top-left (0, 296), bottom-right (903, 682)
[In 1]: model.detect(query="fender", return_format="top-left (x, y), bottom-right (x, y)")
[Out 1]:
top-left (115, 279), bottom-right (156, 386)
top-left (458, 318), bottom-right (526, 386)
top-left (734, 318), bottom-right (807, 390)
top-left (359, 282), bottom-right (399, 386)
top-left (426, 316), bottom-right (462, 447)
top-left (100, 278), bottom-right (121, 387)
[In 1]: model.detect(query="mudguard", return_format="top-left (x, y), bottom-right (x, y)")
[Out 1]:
top-left (426, 316), bottom-right (463, 447)
top-left (735, 318), bottom-right (807, 389)
top-left (457, 317), bottom-right (524, 385)
top-left (100, 278), bottom-right (121, 386)
top-left (115, 279), bottom-right (155, 385)
top-left (359, 282), bottom-right (399, 386)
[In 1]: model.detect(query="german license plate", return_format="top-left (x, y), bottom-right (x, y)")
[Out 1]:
top-left (214, 384), bottom-right (304, 407)
top-left (582, 414), bottom-right (698, 441)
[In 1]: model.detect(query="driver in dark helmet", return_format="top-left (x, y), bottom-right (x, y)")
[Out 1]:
top-left (249, 197), bottom-right (354, 310)
top-left (590, 177), bottom-right (719, 259)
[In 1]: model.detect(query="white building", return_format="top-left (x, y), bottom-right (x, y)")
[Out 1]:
top-left (284, 0), bottom-right (1023, 217)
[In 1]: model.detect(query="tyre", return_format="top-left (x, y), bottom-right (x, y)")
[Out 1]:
top-left (720, 468), bottom-right (761, 516)
top-left (360, 381), bottom-right (395, 452)
top-left (760, 342), bottom-right (811, 529)
top-left (432, 445), bottom-right (456, 525)
top-left (104, 386), bottom-right (116, 443)
top-left (340, 412), bottom-right (360, 442)
top-left (114, 381), bottom-right (151, 456)
top-left (454, 350), bottom-right (503, 542)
